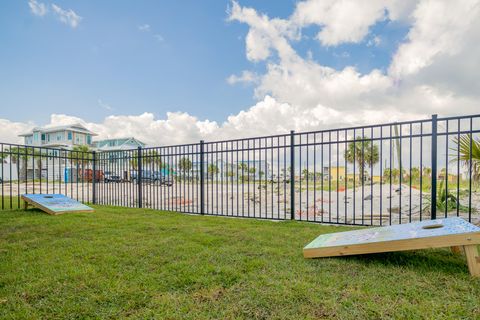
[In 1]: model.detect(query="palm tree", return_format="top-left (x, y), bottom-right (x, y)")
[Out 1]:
top-left (207, 164), bottom-right (219, 179)
top-left (302, 168), bottom-right (309, 181)
top-left (8, 147), bottom-right (33, 181)
top-left (410, 167), bottom-right (420, 183)
top-left (130, 158), bottom-right (138, 170)
top-left (0, 149), bottom-right (7, 162)
top-left (237, 163), bottom-right (248, 182)
top-left (345, 136), bottom-right (379, 183)
top-left (71, 145), bottom-right (92, 181)
top-left (383, 168), bottom-right (392, 182)
top-left (149, 150), bottom-right (163, 168)
top-left (248, 167), bottom-right (256, 180)
top-left (178, 157), bottom-right (192, 172)
top-left (452, 134), bottom-right (480, 182)
top-left (32, 149), bottom-right (48, 180)
top-left (422, 166), bottom-right (431, 178)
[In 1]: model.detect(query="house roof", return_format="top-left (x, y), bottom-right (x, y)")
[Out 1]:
top-left (19, 123), bottom-right (97, 137)
top-left (95, 137), bottom-right (145, 144)
top-left (94, 137), bottom-right (147, 151)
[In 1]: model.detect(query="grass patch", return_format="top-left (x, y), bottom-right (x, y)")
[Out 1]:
top-left (1, 206), bottom-right (479, 319)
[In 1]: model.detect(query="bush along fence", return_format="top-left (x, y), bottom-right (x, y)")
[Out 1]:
top-left (1, 114), bottom-right (480, 226)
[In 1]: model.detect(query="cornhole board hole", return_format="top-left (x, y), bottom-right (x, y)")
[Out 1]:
top-left (21, 194), bottom-right (94, 215)
top-left (303, 218), bottom-right (480, 277)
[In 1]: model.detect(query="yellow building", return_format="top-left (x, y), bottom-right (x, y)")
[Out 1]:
top-left (326, 167), bottom-right (345, 181)
top-left (346, 173), bottom-right (361, 182)
top-left (438, 173), bottom-right (458, 183)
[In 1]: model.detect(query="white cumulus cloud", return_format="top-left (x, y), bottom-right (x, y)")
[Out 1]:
top-left (227, 71), bottom-right (259, 85)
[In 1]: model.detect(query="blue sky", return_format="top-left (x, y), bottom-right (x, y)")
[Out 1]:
top-left (0, 0), bottom-right (407, 124)
top-left (0, 1), bottom-right (290, 124)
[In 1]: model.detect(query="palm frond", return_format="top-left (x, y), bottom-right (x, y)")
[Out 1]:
top-left (451, 134), bottom-right (480, 182)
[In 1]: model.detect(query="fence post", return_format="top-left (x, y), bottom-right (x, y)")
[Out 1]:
top-left (137, 146), bottom-right (143, 208)
top-left (200, 140), bottom-right (205, 215)
top-left (290, 130), bottom-right (295, 220)
top-left (431, 114), bottom-right (438, 219)
top-left (92, 151), bottom-right (96, 204)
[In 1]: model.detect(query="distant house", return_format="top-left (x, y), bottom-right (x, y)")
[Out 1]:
top-left (93, 138), bottom-right (146, 181)
top-left (323, 166), bottom-right (346, 181)
top-left (19, 123), bottom-right (96, 150)
top-left (14, 124), bottom-right (96, 182)
top-left (93, 137), bottom-right (146, 151)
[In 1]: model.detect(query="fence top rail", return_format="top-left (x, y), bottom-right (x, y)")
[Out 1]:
top-left (142, 142), bottom-right (201, 150)
top-left (437, 114), bottom-right (480, 121)
top-left (293, 118), bottom-right (436, 137)
top-left (203, 133), bottom-right (291, 145)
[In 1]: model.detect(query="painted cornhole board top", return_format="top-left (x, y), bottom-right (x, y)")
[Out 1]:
top-left (304, 217), bottom-right (480, 258)
top-left (21, 194), bottom-right (94, 215)
top-left (304, 218), bottom-right (480, 277)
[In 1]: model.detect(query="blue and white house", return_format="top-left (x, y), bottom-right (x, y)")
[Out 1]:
top-left (19, 123), bottom-right (96, 150)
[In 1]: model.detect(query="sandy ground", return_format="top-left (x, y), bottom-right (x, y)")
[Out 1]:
top-left (2, 181), bottom-right (479, 225)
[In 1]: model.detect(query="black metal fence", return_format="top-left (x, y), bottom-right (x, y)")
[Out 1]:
top-left (1, 114), bottom-right (479, 225)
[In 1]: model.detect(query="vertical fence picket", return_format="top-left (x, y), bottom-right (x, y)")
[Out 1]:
top-left (137, 146), bottom-right (142, 208)
top-left (290, 130), bottom-right (295, 220)
top-left (431, 114), bottom-right (438, 220)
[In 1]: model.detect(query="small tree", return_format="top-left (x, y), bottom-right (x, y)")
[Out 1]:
top-left (8, 147), bottom-right (33, 181)
top-left (71, 145), bottom-right (92, 181)
top-left (178, 157), bottom-right (192, 172)
top-left (207, 164), bottom-right (219, 179)
top-left (410, 167), bottom-right (420, 183)
top-left (345, 136), bottom-right (379, 183)
top-left (422, 167), bottom-right (431, 178)
top-left (259, 171), bottom-right (264, 179)
top-left (237, 163), bottom-right (248, 181)
top-left (302, 168), bottom-right (309, 181)
top-left (130, 158), bottom-right (138, 170)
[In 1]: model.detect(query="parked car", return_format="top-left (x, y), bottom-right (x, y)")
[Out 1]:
top-left (104, 171), bottom-right (122, 183)
top-left (131, 170), bottom-right (156, 183)
top-left (130, 170), bottom-right (173, 186)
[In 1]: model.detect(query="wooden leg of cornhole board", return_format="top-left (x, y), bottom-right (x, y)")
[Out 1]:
top-left (451, 246), bottom-right (463, 255)
top-left (463, 245), bottom-right (480, 277)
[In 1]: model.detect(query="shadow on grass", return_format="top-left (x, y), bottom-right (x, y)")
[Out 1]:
top-left (0, 207), bottom-right (46, 216)
top-left (343, 249), bottom-right (469, 276)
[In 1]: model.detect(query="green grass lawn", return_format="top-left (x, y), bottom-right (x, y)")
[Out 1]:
top-left (1, 207), bottom-right (479, 319)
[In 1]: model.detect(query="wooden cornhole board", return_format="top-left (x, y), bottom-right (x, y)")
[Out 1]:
top-left (21, 194), bottom-right (94, 215)
top-left (303, 218), bottom-right (480, 277)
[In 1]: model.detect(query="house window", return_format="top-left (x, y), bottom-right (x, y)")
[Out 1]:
top-left (75, 134), bottom-right (84, 144)
top-left (86, 135), bottom-right (91, 144)
top-left (68, 132), bottom-right (72, 140)
top-left (41, 134), bottom-right (45, 141)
